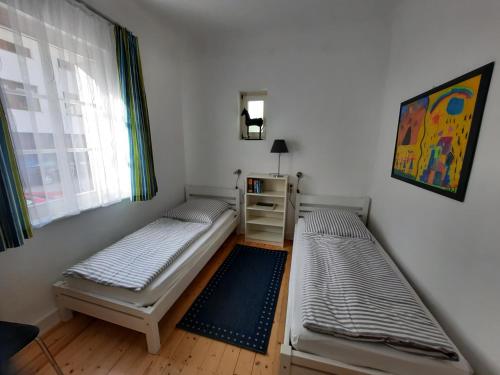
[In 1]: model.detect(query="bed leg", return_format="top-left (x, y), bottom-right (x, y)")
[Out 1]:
top-left (145, 321), bottom-right (161, 354)
top-left (280, 344), bottom-right (292, 375)
top-left (57, 307), bottom-right (73, 322)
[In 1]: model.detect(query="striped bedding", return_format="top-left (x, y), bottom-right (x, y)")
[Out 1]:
top-left (64, 218), bottom-right (209, 291)
top-left (301, 233), bottom-right (459, 360)
top-left (304, 209), bottom-right (373, 241)
top-left (165, 198), bottom-right (230, 224)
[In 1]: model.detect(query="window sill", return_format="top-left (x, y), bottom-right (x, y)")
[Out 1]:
top-left (30, 196), bottom-right (132, 229)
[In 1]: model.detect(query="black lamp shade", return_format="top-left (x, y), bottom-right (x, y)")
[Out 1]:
top-left (271, 139), bottom-right (288, 153)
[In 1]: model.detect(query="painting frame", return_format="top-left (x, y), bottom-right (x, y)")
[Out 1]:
top-left (391, 62), bottom-right (494, 202)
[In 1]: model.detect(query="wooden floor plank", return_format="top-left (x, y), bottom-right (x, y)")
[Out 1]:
top-left (13, 235), bottom-right (292, 375)
top-left (196, 340), bottom-right (225, 375)
top-left (142, 329), bottom-right (186, 375)
top-left (164, 332), bottom-right (199, 375)
top-left (107, 333), bottom-right (156, 375)
top-left (11, 314), bottom-right (94, 375)
top-left (233, 349), bottom-right (257, 375)
top-left (38, 320), bottom-right (110, 375)
top-left (181, 335), bottom-right (213, 374)
top-left (215, 344), bottom-right (240, 375)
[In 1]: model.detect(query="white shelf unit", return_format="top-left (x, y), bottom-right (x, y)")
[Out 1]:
top-left (245, 174), bottom-right (288, 246)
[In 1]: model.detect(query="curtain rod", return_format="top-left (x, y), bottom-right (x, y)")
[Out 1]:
top-left (73, 0), bottom-right (131, 33)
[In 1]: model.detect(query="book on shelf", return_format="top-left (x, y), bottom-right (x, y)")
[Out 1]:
top-left (256, 202), bottom-right (277, 210)
top-left (247, 178), bottom-right (264, 193)
top-left (247, 178), bottom-right (254, 193)
top-left (253, 179), bottom-right (259, 193)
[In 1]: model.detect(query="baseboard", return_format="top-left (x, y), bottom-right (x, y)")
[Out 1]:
top-left (34, 308), bottom-right (61, 335)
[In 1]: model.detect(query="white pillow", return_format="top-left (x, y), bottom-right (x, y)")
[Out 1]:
top-left (165, 198), bottom-right (230, 224)
top-left (304, 209), bottom-right (373, 241)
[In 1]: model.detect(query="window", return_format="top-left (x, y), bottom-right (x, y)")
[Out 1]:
top-left (240, 91), bottom-right (267, 140)
top-left (63, 92), bottom-right (83, 117)
top-left (1, 78), bottom-right (41, 111)
top-left (0, 1), bottom-right (130, 226)
top-left (57, 58), bottom-right (74, 71)
top-left (0, 37), bottom-right (31, 58)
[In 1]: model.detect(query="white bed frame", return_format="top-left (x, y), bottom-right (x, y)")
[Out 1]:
top-left (294, 192), bottom-right (371, 225)
top-left (282, 192), bottom-right (386, 375)
top-left (282, 193), bottom-right (471, 375)
top-left (53, 185), bottom-right (240, 354)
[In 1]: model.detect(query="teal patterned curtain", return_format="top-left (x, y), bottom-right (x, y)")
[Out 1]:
top-left (0, 100), bottom-right (32, 251)
top-left (114, 25), bottom-right (158, 201)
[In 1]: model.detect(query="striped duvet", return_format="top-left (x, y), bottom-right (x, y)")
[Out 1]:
top-left (302, 233), bottom-right (459, 360)
top-left (64, 218), bottom-right (209, 291)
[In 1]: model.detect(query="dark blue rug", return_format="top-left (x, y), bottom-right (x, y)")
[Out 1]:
top-left (177, 244), bottom-right (287, 354)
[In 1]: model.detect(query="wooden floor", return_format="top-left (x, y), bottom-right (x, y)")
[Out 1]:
top-left (12, 234), bottom-right (292, 375)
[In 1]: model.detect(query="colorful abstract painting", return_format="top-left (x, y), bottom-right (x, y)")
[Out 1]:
top-left (391, 63), bottom-right (494, 201)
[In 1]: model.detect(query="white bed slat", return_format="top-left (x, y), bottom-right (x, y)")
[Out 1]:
top-left (295, 193), bottom-right (370, 225)
top-left (186, 185), bottom-right (241, 214)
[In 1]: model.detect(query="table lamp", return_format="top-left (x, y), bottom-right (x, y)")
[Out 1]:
top-left (270, 139), bottom-right (288, 177)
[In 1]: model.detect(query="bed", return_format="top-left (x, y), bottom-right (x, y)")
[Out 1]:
top-left (53, 185), bottom-right (240, 354)
top-left (280, 193), bottom-right (473, 375)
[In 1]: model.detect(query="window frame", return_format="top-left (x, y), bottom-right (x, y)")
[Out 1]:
top-left (0, 4), bottom-right (130, 226)
top-left (239, 90), bottom-right (267, 141)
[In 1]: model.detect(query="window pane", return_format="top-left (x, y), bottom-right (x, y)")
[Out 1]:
top-left (36, 133), bottom-right (55, 149)
top-left (1, 78), bottom-right (42, 111)
top-left (76, 151), bottom-right (93, 193)
top-left (248, 125), bottom-right (262, 133)
top-left (18, 154), bottom-right (45, 206)
top-left (248, 100), bottom-right (264, 119)
top-left (0, 38), bottom-right (31, 58)
top-left (20, 154), bottom-right (43, 186)
top-left (57, 58), bottom-right (74, 71)
top-left (40, 153), bottom-right (62, 201)
top-left (5, 94), bottom-right (41, 111)
top-left (247, 100), bottom-right (264, 133)
top-left (68, 151), bottom-right (94, 193)
top-left (64, 101), bottom-right (83, 117)
top-left (63, 91), bottom-right (83, 117)
top-left (63, 92), bottom-right (79, 101)
top-left (15, 132), bottom-right (35, 150)
top-left (64, 133), bottom-right (87, 148)
top-left (1, 78), bottom-right (38, 94)
top-left (14, 132), bottom-right (54, 150)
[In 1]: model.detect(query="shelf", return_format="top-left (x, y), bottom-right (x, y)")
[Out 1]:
top-left (246, 192), bottom-right (285, 198)
top-left (245, 174), bottom-right (287, 246)
top-left (246, 217), bottom-right (284, 227)
top-left (246, 230), bottom-right (283, 244)
top-left (247, 173), bottom-right (288, 181)
top-left (246, 204), bottom-right (285, 213)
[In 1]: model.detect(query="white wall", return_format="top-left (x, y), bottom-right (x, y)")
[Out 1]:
top-left (3, 1), bottom-right (498, 372)
top-left (0, 0), bottom-right (188, 330)
top-left (368, 1), bottom-right (500, 374)
top-left (182, 9), bottom-right (394, 234)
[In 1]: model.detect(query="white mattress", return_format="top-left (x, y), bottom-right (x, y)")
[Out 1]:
top-left (66, 210), bottom-right (237, 307)
top-left (289, 219), bottom-right (473, 375)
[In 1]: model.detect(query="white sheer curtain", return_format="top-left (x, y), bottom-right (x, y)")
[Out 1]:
top-left (0, 0), bottom-right (130, 227)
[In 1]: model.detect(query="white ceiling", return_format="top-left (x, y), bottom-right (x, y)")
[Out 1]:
top-left (137, 0), bottom-right (396, 37)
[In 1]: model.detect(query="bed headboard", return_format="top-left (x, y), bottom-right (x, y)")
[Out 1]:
top-left (185, 185), bottom-right (241, 216)
top-left (295, 193), bottom-right (371, 225)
